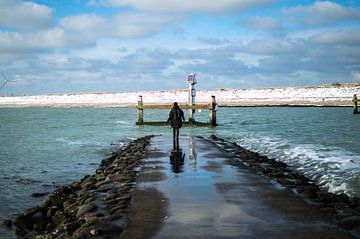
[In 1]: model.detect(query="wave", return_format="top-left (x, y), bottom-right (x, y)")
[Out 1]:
top-left (232, 134), bottom-right (360, 197)
top-left (115, 120), bottom-right (128, 125)
top-left (55, 138), bottom-right (104, 148)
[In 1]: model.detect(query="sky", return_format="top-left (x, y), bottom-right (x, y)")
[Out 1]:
top-left (0, 0), bottom-right (360, 95)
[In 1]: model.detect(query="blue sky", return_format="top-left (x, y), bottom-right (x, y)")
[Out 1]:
top-left (0, 0), bottom-right (360, 95)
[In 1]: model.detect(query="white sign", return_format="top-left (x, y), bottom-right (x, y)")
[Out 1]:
top-left (187, 73), bottom-right (196, 84)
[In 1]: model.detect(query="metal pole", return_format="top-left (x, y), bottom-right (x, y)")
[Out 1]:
top-left (137, 95), bottom-right (144, 124)
top-left (188, 83), bottom-right (195, 123)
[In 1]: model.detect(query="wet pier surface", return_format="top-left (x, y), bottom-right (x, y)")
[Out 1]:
top-left (121, 135), bottom-right (354, 239)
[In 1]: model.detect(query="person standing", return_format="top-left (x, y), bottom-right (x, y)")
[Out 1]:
top-left (167, 102), bottom-right (185, 140)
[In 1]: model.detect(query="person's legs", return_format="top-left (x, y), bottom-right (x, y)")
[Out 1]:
top-left (175, 128), bottom-right (179, 139)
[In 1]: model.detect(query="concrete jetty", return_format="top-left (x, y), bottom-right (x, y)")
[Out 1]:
top-left (14, 134), bottom-right (359, 238)
top-left (121, 135), bottom-right (355, 239)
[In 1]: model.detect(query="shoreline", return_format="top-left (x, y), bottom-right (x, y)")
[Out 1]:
top-left (1, 85), bottom-right (359, 108)
top-left (0, 101), bottom-right (355, 108)
top-left (8, 135), bottom-right (360, 238)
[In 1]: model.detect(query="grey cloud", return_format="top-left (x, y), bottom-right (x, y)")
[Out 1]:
top-left (6, 49), bottom-right (176, 94)
top-left (115, 48), bottom-right (174, 77)
top-left (90, 0), bottom-right (274, 13)
top-left (60, 12), bottom-right (179, 39)
top-left (198, 38), bottom-right (232, 45)
top-left (172, 33), bottom-right (360, 85)
top-left (4, 28), bottom-right (360, 94)
top-left (240, 39), bottom-right (302, 55)
top-left (241, 16), bottom-right (282, 31)
top-left (282, 1), bottom-right (360, 26)
top-left (309, 30), bottom-right (360, 46)
top-left (0, 0), bottom-right (53, 30)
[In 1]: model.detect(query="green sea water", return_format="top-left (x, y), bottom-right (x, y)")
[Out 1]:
top-left (0, 107), bottom-right (359, 238)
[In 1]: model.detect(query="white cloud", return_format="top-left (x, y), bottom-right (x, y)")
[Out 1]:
top-left (0, 28), bottom-right (95, 63)
top-left (89, 0), bottom-right (273, 13)
top-left (60, 12), bottom-right (177, 39)
top-left (60, 13), bottom-right (109, 36)
top-left (0, 28), bottom-right (94, 51)
top-left (282, 1), bottom-right (360, 25)
top-left (241, 16), bottom-right (282, 30)
top-left (241, 39), bottom-right (300, 55)
top-left (113, 13), bottom-right (177, 38)
top-left (0, 0), bottom-right (53, 29)
top-left (1, 10), bottom-right (176, 64)
top-left (310, 30), bottom-right (360, 46)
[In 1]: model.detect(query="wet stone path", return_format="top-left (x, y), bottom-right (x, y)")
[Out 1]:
top-left (120, 135), bottom-right (355, 239)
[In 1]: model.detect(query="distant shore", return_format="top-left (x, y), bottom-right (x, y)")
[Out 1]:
top-left (1, 84), bottom-right (359, 108)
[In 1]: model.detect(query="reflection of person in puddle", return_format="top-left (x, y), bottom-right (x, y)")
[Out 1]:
top-left (170, 142), bottom-right (185, 173)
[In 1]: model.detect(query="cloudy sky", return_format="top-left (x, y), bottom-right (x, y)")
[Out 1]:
top-left (1, 0), bottom-right (360, 95)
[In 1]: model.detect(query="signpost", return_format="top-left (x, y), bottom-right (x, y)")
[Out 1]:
top-left (187, 73), bottom-right (196, 123)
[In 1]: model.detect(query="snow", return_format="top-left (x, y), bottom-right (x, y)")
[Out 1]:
top-left (0, 85), bottom-right (359, 107)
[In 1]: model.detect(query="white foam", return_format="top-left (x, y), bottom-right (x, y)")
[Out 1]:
top-left (235, 135), bottom-right (360, 196)
top-left (56, 137), bottom-right (103, 148)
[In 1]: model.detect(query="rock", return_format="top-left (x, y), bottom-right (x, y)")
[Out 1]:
top-left (70, 181), bottom-right (81, 191)
top-left (335, 193), bottom-right (349, 204)
top-left (77, 204), bottom-right (97, 216)
top-left (34, 234), bottom-right (54, 239)
top-left (46, 206), bottom-right (58, 218)
top-left (15, 215), bottom-right (31, 235)
top-left (340, 216), bottom-right (360, 229)
top-left (15, 178), bottom-right (40, 185)
top-left (80, 176), bottom-right (97, 189)
top-left (52, 211), bottom-right (67, 225)
top-left (352, 226), bottom-right (360, 233)
top-left (45, 222), bottom-right (55, 232)
top-left (90, 229), bottom-right (97, 235)
top-left (58, 186), bottom-right (72, 194)
top-left (13, 136), bottom-right (153, 238)
top-left (33, 222), bottom-right (45, 231)
top-left (302, 184), bottom-right (319, 199)
top-left (49, 195), bottom-right (65, 208)
top-left (316, 191), bottom-right (335, 204)
top-left (15, 209), bottom-right (47, 235)
top-left (3, 219), bottom-right (12, 229)
top-left (349, 197), bottom-right (360, 209)
top-left (63, 221), bottom-right (80, 234)
top-left (276, 178), bottom-right (289, 185)
top-left (63, 198), bottom-right (75, 210)
top-left (24, 206), bottom-right (42, 216)
top-left (32, 192), bottom-right (48, 198)
top-left (319, 207), bottom-right (336, 214)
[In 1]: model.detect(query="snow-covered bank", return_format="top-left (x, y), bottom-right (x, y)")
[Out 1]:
top-left (0, 85), bottom-right (359, 108)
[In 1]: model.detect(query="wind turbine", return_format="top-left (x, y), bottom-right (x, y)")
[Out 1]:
top-left (1, 72), bottom-right (16, 97)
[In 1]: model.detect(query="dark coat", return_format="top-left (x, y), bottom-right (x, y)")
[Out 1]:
top-left (168, 107), bottom-right (185, 128)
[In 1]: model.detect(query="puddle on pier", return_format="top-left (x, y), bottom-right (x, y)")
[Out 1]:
top-left (126, 135), bottom-right (354, 239)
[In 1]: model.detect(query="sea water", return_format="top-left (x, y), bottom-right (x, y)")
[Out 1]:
top-left (0, 107), bottom-right (359, 237)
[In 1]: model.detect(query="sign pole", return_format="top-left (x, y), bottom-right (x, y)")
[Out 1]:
top-left (187, 73), bottom-right (196, 123)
